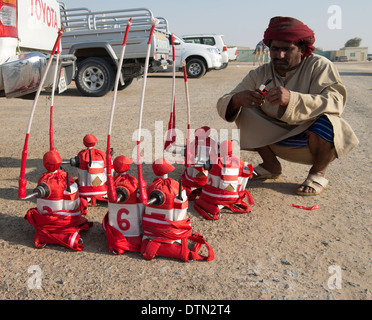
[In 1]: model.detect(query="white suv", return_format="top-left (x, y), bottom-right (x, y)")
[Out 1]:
top-left (153, 34), bottom-right (222, 78)
top-left (182, 34), bottom-right (229, 68)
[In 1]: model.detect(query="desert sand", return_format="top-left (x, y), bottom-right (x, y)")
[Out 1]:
top-left (0, 61), bottom-right (371, 304)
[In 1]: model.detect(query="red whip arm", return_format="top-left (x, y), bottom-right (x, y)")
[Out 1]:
top-left (122, 18), bottom-right (132, 45)
top-left (106, 19), bottom-right (132, 203)
top-left (18, 134), bottom-right (29, 199)
top-left (19, 29), bottom-right (63, 199)
top-left (51, 28), bottom-right (63, 55)
top-left (182, 63), bottom-right (192, 167)
top-left (136, 19), bottom-right (158, 205)
top-left (106, 135), bottom-right (117, 203)
top-left (147, 24), bottom-right (157, 45)
top-left (137, 141), bottom-right (148, 205)
top-left (171, 34), bottom-right (175, 61)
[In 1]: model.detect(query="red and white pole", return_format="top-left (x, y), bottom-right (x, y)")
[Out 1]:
top-left (136, 18), bottom-right (159, 205)
top-left (164, 34), bottom-right (176, 151)
top-left (49, 39), bottom-right (62, 152)
top-left (106, 18), bottom-right (133, 203)
top-left (182, 62), bottom-right (192, 167)
top-left (18, 28), bottom-right (63, 199)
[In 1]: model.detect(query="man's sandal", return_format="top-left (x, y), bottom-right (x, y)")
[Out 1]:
top-left (252, 164), bottom-right (282, 180)
top-left (296, 174), bottom-right (329, 196)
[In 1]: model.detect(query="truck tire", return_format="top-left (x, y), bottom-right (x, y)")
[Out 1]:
top-left (220, 62), bottom-right (228, 69)
top-left (76, 57), bottom-right (115, 97)
top-left (117, 76), bottom-right (133, 91)
top-left (186, 58), bottom-right (206, 78)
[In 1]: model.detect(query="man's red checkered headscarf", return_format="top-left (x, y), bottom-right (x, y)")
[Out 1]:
top-left (263, 16), bottom-right (315, 58)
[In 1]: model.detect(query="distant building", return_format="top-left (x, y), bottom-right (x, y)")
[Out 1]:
top-left (335, 47), bottom-right (369, 61)
top-left (236, 46), bottom-right (369, 62)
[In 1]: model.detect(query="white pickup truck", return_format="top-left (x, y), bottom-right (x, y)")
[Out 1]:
top-left (227, 46), bottom-right (238, 61)
top-left (0, 0), bottom-right (75, 98)
top-left (59, 5), bottom-right (171, 97)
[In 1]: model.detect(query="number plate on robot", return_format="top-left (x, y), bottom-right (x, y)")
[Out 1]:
top-left (58, 67), bottom-right (68, 93)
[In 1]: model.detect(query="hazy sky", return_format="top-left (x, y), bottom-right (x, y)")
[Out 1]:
top-left (60, 0), bottom-right (371, 52)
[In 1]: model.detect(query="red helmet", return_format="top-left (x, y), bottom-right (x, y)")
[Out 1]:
top-left (195, 126), bottom-right (211, 136)
top-left (43, 150), bottom-right (62, 172)
top-left (152, 158), bottom-right (174, 176)
top-left (83, 134), bottom-right (97, 147)
top-left (113, 155), bottom-right (133, 173)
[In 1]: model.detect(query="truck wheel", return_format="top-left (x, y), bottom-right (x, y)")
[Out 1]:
top-left (221, 62), bottom-right (228, 69)
top-left (76, 58), bottom-right (115, 97)
top-left (117, 77), bottom-right (133, 91)
top-left (186, 58), bottom-right (206, 78)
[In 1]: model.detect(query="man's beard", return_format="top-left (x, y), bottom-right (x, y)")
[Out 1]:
top-left (273, 58), bottom-right (289, 69)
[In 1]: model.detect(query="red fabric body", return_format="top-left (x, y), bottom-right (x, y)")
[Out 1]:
top-left (208, 155), bottom-right (244, 177)
top-left (24, 203), bottom-right (91, 251)
top-left (38, 170), bottom-right (75, 201)
top-left (77, 148), bottom-right (106, 170)
top-left (102, 172), bottom-right (142, 254)
top-left (146, 177), bottom-right (180, 210)
top-left (194, 156), bottom-right (254, 220)
top-left (181, 168), bottom-right (208, 200)
top-left (196, 184), bottom-right (254, 213)
top-left (77, 148), bottom-right (108, 204)
top-left (102, 213), bottom-right (142, 254)
top-left (140, 218), bottom-right (214, 262)
top-left (25, 171), bottom-right (91, 250)
top-left (141, 177), bottom-right (214, 262)
top-left (113, 173), bottom-right (138, 204)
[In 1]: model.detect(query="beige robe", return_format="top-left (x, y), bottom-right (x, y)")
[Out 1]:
top-left (217, 54), bottom-right (359, 159)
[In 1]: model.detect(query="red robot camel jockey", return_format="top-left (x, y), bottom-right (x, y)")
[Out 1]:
top-left (176, 135), bottom-right (254, 221)
top-left (180, 126), bottom-right (219, 200)
top-left (102, 156), bottom-right (214, 262)
top-left (62, 134), bottom-right (109, 206)
top-left (19, 29), bottom-right (92, 251)
top-left (140, 158), bottom-right (214, 262)
top-left (24, 151), bottom-right (92, 251)
top-left (102, 18), bottom-right (214, 262)
top-left (193, 140), bottom-right (254, 220)
top-left (161, 39), bottom-right (255, 220)
top-left (102, 155), bottom-right (143, 255)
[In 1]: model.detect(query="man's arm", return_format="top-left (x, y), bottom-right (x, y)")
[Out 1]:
top-left (225, 90), bottom-right (265, 121)
top-left (271, 58), bottom-right (346, 124)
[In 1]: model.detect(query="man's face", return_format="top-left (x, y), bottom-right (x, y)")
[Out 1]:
top-left (269, 40), bottom-right (303, 76)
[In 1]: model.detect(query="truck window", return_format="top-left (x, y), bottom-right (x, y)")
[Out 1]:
top-left (202, 38), bottom-right (216, 46)
top-left (184, 38), bottom-right (201, 44)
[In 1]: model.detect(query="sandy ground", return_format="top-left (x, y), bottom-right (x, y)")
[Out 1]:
top-left (0, 61), bottom-right (371, 303)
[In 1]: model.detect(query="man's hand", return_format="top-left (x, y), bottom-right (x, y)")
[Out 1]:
top-left (225, 90), bottom-right (265, 121)
top-left (232, 90), bottom-right (265, 108)
top-left (266, 86), bottom-right (290, 107)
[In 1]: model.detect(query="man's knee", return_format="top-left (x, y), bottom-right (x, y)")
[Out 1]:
top-left (269, 144), bottom-right (313, 165)
top-left (306, 131), bottom-right (334, 149)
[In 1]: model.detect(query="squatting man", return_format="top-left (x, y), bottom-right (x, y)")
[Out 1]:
top-left (217, 16), bottom-right (359, 196)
